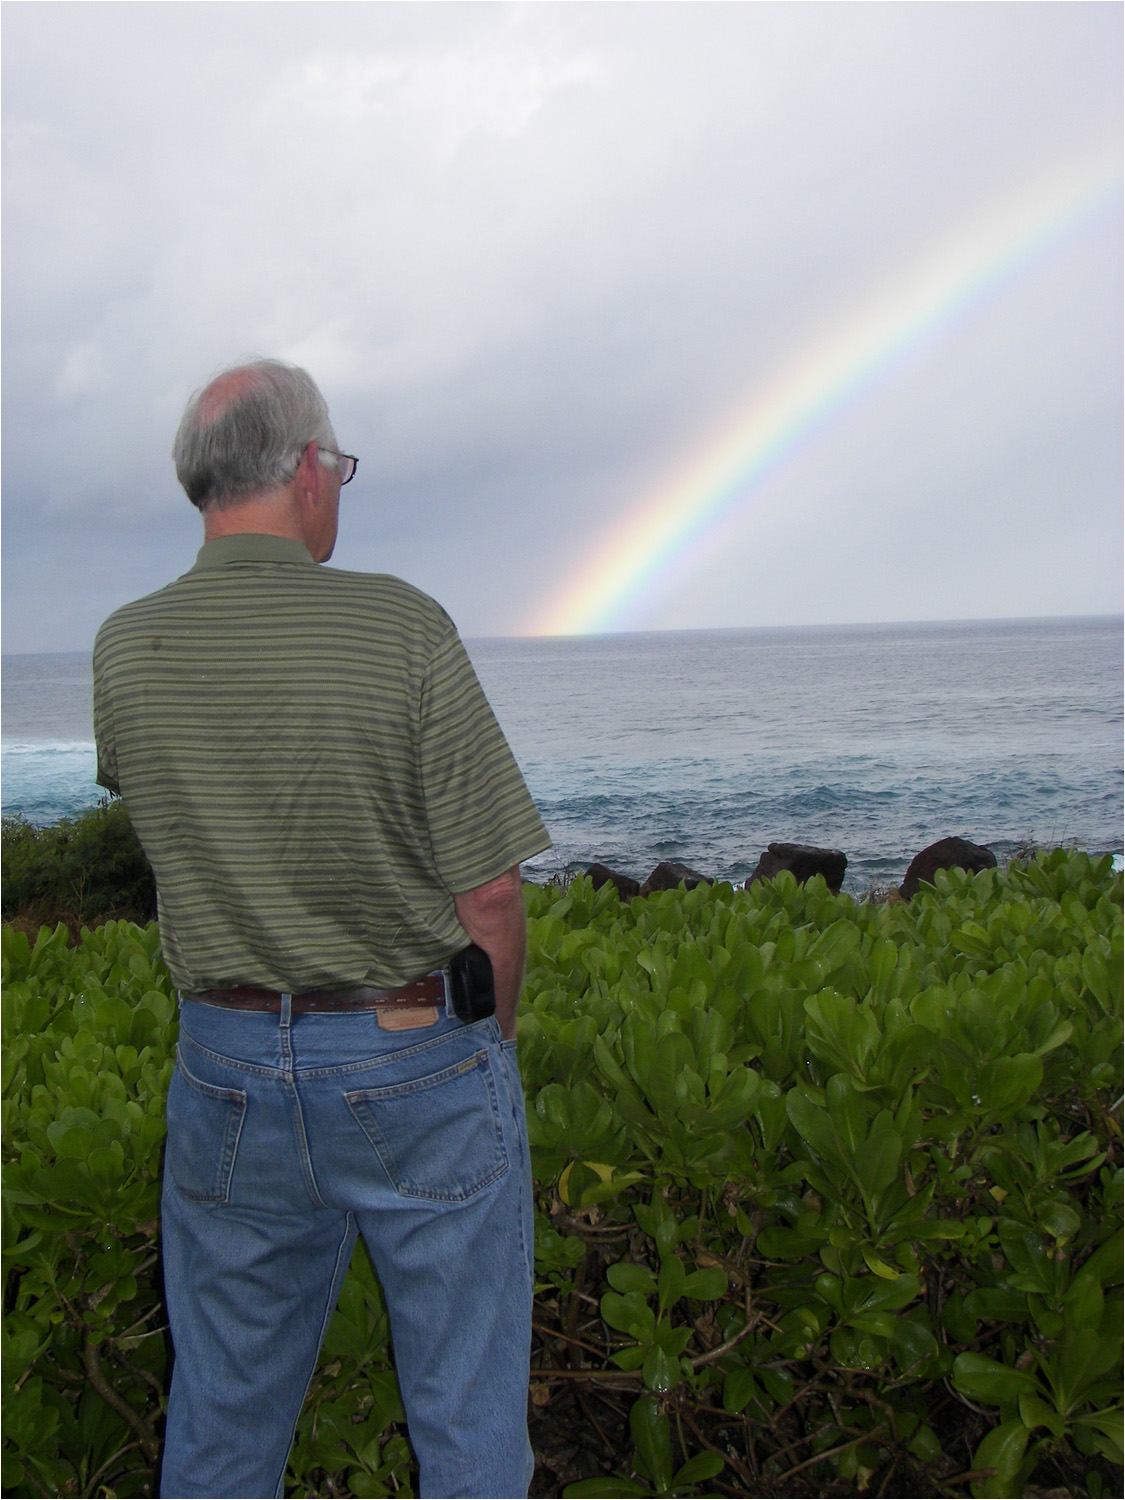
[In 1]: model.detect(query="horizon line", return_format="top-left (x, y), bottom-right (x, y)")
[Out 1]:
top-left (2, 610), bottom-right (1122, 660)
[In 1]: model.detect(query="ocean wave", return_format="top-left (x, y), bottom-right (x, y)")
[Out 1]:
top-left (3, 739), bottom-right (97, 756)
top-left (2, 743), bottom-right (101, 826)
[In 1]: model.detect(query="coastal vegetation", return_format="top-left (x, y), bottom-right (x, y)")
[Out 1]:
top-left (2, 853), bottom-right (1122, 1498)
top-left (1, 803), bottom-right (156, 937)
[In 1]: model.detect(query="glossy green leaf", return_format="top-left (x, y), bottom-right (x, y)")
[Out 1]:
top-left (642, 1343), bottom-right (678, 1393)
top-left (601, 1291), bottom-right (656, 1344)
top-left (682, 1267), bottom-right (727, 1301)
top-left (969, 1419), bottom-right (1031, 1500)
top-left (672, 1451), bottom-right (724, 1487)
top-left (630, 1396), bottom-right (673, 1492)
top-left (1018, 1394), bottom-right (1064, 1438)
top-left (656, 1254), bottom-right (686, 1311)
top-left (563, 1480), bottom-right (651, 1498)
top-left (1063, 1270), bottom-right (1104, 1331)
top-left (953, 1353), bottom-right (1040, 1405)
top-left (722, 1367), bottom-right (759, 1414)
top-left (1071, 1409), bottom-right (1125, 1466)
top-left (608, 1261), bottom-right (658, 1297)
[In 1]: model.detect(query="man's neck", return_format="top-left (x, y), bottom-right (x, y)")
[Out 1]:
top-left (203, 493), bottom-right (303, 546)
top-left (201, 449), bottom-right (338, 563)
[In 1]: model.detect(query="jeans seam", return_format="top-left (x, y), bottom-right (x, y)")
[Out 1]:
top-left (344, 1049), bottom-right (490, 1100)
top-left (502, 1053), bottom-right (534, 1283)
top-left (286, 1077), bottom-right (327, 1208)
top-left (296, 1016), bottom-right (497, 1079)
top-left (266, 1212), bottom-right (358, 1499)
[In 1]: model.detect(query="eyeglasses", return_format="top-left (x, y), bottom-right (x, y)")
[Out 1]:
top-left (320, 449), bottom-right (358, 485)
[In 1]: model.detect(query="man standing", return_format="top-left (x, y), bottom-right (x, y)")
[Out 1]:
top-left (93, 359), bottom-right (551, 1499)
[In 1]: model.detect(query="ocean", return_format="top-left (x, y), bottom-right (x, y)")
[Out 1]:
top-left (2, 616), bottom-right (1121, 896)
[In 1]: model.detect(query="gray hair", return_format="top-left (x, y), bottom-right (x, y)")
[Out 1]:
top-left (172, 359), bottom-right (338, 511)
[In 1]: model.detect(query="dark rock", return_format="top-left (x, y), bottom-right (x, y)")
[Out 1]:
top-left (586, 863), bottom-right (641, 900)
top-left (640, 861), bottom-right (709, 896)
top-left (745, 842), bottom-right (848, 895)
top-left (899, 837), bottom-right (997, 900)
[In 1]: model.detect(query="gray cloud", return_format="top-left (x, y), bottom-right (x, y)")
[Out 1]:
top-left (2, 1), bottom-right (1120, 651)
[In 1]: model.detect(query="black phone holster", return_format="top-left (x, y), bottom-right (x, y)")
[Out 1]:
top-left (448, 943), bottom-right (496, 1023)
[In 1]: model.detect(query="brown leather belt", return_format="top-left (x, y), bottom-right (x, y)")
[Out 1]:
top-left (187, 973), bottom-right (447, 1013)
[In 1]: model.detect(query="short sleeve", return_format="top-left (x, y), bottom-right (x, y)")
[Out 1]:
top-left (418, 628), bottom-right (550, 892)
top-left (92, 631), bottom-right (121, 796)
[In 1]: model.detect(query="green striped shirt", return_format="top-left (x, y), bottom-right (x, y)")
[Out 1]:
top-left (92, 534), bottom-right (550, 991)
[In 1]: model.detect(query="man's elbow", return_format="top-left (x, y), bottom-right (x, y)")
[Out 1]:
top-left (453, 866), bottom-right (524, 928)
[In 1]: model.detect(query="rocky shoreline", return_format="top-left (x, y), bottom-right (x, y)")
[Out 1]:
top-left (581, 835), bottom-right (1000, 902)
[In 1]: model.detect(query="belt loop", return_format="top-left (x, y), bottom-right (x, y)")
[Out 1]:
top-left (442, 971), bottom-right (455, 1020)
top-left (279, 992), bottom-right (293, 1028)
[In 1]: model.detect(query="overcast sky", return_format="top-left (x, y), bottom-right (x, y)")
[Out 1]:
top-left (2, 0), bottom-right (1121, 655)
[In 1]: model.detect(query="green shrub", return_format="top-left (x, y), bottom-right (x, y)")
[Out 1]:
top-left (520, 852), bottom-right (1122, 1498)
top-left (2, 851), bottom-right (1121, 1498)
top-left (2, 802), bottom-right (156, 928)
top-left (2, 920), bottom-right (173, 1498)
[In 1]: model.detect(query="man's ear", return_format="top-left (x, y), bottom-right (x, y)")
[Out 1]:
top-left (295, 442), bottom-right (323, 504)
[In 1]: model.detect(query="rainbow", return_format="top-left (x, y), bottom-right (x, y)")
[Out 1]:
top-left (526, 155), bottom-right (1121, 637)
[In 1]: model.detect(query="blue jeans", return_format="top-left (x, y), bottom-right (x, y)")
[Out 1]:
top-left (159, 998), bottom-right (535, 1499)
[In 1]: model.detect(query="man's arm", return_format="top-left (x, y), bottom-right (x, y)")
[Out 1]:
top-left (452, 865), bottom-right (527, 1040)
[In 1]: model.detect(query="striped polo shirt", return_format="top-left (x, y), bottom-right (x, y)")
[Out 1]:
top-left (92, 534), bottom-right (551, 992)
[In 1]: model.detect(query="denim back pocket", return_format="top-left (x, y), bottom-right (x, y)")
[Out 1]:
top-left (166, 1047), bottom-right (248, 1204)
top-left (345, 1048), bottom-right (508, 1202)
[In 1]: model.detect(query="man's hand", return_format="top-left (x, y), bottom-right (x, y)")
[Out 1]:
top-left (453, 866), bottom-right (526, 1040)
